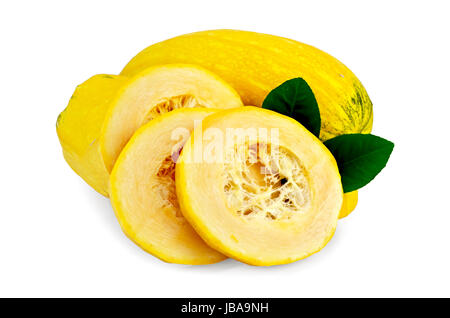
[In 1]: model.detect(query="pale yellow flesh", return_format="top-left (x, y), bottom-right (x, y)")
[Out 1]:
top-left (176, 107), bottom-right (343, 266)
top-left (100, 64), bottom-right (243, 173)
top-left (56, 74), bottom-right (128, 196)
top-left (110, 108), bottom-right (226, 265)
top-left (339, 191), bottom-right (358, 219)
top-left (121, 29), bottom-right (373, 141)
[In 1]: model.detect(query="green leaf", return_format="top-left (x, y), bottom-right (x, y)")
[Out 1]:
top-left (324, 134), bottom-right (394, 192)
top-left (262, 78), bottom-right (321, 137)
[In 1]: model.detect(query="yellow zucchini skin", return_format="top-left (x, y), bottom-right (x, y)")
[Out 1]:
top-left (339, 191), bottom-right (358, 219)
top-left (121, 29), bottom-right (373, 141)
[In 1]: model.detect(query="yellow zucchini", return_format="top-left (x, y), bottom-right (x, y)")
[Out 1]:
top-left (121, 29), bottom-right (373, 141)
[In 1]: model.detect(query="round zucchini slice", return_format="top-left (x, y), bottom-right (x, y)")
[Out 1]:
top-left (176, 107), bottom-right (343, 265)
top-left (110, 108), bottom-right (226, 264)
top-left (100, 64), bottom-right (243, 173)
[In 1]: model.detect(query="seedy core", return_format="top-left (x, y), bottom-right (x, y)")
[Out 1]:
top-left (155, 155), bottom-right (182, 217)
top-left (223, 143), bottom-right (311, 221)
top-left (142, 94), bottom-right (204, 125)
top-left (144, 95), bottom-right (205, 218)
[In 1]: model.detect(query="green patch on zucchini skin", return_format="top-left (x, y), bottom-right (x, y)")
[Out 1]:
top-left (341, 82), bottom-right (373, 132)
top-left (353, 82), bottom-right (372, 128)
top-left (319, 82), bottom-right (373, 142)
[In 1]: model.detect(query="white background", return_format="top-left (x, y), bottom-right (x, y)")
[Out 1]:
top-left (1, 0), bottom-right (449, 297)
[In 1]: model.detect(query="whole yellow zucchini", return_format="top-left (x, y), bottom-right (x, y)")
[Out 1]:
top-left (121, 29), bottom-right (373, 141)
